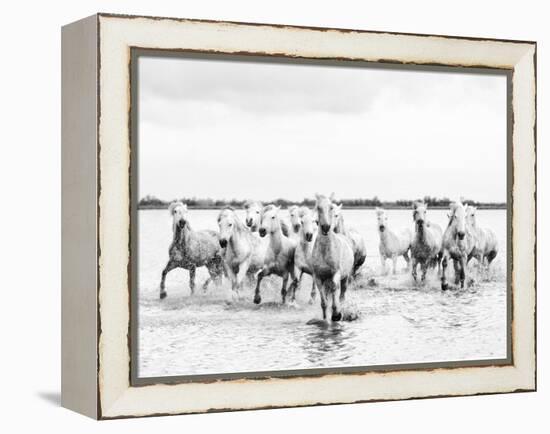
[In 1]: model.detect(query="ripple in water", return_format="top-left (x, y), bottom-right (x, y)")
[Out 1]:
top-left (137, 209), bottom-right (508, 378)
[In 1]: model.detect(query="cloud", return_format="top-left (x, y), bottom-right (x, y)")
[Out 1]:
top-left (137, 55), bottom-right (507, 203)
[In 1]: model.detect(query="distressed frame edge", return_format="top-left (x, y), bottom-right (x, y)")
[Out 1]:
top-left (94, 14), bottom-right (537, 419)
top-left (61, 13), bottom-right (100, 420)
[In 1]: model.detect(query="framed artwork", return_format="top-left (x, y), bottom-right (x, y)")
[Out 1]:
top-left (61, 13), bottom-right (536, 419)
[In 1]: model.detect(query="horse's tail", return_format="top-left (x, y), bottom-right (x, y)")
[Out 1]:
top-left (352, 238), bottom-right (367, 278)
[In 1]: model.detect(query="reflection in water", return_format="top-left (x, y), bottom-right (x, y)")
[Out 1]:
top-left (137, 209), bottom-right (508, 378)
top-left (303, 323), bottom-right (357, 366)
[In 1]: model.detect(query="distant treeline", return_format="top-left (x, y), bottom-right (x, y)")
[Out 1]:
top-left (138, 195), bottom-right (506, 210)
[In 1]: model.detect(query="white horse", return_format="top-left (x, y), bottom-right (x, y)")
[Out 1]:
top-left (465, 205), bottom-right (499, 269)
top-left (287, 205), bottom-right (302, 241)
top-left (331, 203), bottom-right (367, 276)
top-left (441, 201), bottom-right (475, 290)
top-left (254, 205), bottom-right (297, 304)
top-left (311, 194), bottom-right (355, 321)
top-left (290, 206), bottom-right (318, 303)
top-left (411, 202), bottom-right (443, 283)
top-left (159, 202), bottom-right (223, 299)
top-left (218, 207), bottom-right (265, 293)
top-left (375, 207), bottom-right (412, 274)
top-left (244, 200), bottom-right (291, 237)
top-left (243, 200), bottom-right (263, 233)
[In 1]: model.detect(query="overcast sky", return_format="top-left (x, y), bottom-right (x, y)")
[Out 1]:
top-left (138, 55), bottom-right (507, 203)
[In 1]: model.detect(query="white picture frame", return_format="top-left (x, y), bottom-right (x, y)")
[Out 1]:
top-left (61, 13), bottom-right (536, 419)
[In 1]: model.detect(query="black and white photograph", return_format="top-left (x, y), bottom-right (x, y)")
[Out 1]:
top-left (133, 53), bottom-right (509, 380)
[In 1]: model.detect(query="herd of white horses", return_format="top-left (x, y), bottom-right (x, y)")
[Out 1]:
top-left (159, 194), bottom-right (498, 322)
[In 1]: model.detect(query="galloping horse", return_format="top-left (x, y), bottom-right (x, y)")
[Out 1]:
top-left (331, 203), bottom-right (367, 276)
top-left (311, 194), bottom-right (355, 321)
top-left (218, 207), bottom-right (265, 293)
top-left (411, 202), bottom-right (443, 283)
top-left (159, 202), bottom-right (223, 299)
top-left (465, 205), bottom-right (499, 269)
top-left (254, 205), bottom-right (297, 304)
top-left (287, 205), bottom-right (302, 241)
top-left (291, 206), bottom-right (318, 302)
top-left (375, 207), bottom-right (412, 274)
top-left (441, 201), bottom-right (475, 290)
top-left (243, 200), bottom-right (263, 233)
top-left (243, 200), bottom-right (291, 236)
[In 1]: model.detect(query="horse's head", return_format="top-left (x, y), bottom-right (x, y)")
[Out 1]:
top-left (330, 203), bottom-right (344, 233)
top-left (299, 207), bottom-right (317, 242)
top-left (259, 204), bottom-right (281, 237)
top-left (448, 201), bottom-right (467, 240)
top-left (465, 205), bottom-right (477, 226)
top-left (168, 201), bottom-right (189, 230)
top-left (217, 208), bottom-right (237, 248)
top-left (244, 200), bottom-right (262, 231)
top-left (375, 207), bottom-right (388, 232)
top-left (288, 205), bottom-right (301, 234)
top-left (315, 193), bottom-right (335, 235)
top-left (412, 201), bottom-right (428, 231)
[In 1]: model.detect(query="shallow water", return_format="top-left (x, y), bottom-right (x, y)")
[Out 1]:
top-left (137, 208), bottom-right (507, 378)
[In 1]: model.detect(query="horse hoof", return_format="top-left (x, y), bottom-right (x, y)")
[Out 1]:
top-left (441, 283), bottom-right (449, 291)
top-left (331, 312), bottom-right (343, 322)
top-left (159, 291), bottom-right (167, 300)
top-left (253, 295), bottom-right (261, 304)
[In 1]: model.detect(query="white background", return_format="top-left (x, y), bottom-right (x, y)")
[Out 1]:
top-left (0, 1), bottom-right (546, 432)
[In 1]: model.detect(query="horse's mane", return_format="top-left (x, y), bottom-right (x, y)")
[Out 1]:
top-left (375, 207), bottom-right (385, 217)
top-left (262, 204), bottom-right (278, 214)
top-left (244, 200), bottom-right (262, 210)
top-left (446, 201), bottom-right (465, 228)
top-left (449, 201), bottom-right (461, 211)
top-left (168, 201), bottom-right (186, 215)
top-left (298, 206), bottom-right (310, 218)
top-left (315, 194), bottom-right (329, 203)
top-left (218, 207), bottom-right (248, 234)
top-left (412, 201), bottom-right (425, 210)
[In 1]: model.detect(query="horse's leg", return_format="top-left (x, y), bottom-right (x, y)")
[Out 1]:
top-left (159, 260), bottom-right (178, 299)
top-left (411, 256), bottom-right (418, 282)
top-left (450, 258), bottom-right (459, 285)
top-left (331, 272), bottom-right (342, 322)
top-left (487, 250), bottom-right (497, 268)
top-left (309, 275), bottom-right (317, 303)
top-left (380, 255), bottom-right (386, 275)
top-left (281, 272), bottom-right (289, 304)
top-left (314, 276), bottom-right (327, 320)
top-left (459, 255), bottom-right (467, 288)
top-left (392, 256), bottom-right (398, 275)
top-left (202, 262), bottom-right (215, 293)
top-left (287, 267), bottom-right (299, 302)
top-left (235, 258), bottom-right (251, 294)
top-left (188, 266), bottom-right (196, 295)
top-left (403, 250), bottom-right (410, 271)
top-left (253, 269), bottom-right (267, 304)
top-left (202, 276), bottom-right (212, 293)
top-left (420, 261), bottom-right (428, 283)
top-left (246, 272), bottom-right (256, 288)
top-left (475, 252), bottom-right (484, 277)
top-left (214, 259), bottom-right (224, 287)
top-left (291, 269), bottom-right (303, 302)
top-left (340, 277), bottom-right (348, 302)
top-left (441, 254), bottom-right (449, 290)
top-left (224, 262), bottom-right (238, 293)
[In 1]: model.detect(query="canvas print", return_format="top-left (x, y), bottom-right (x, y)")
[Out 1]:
top-left (133, 54), bottom-right (509, 380)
